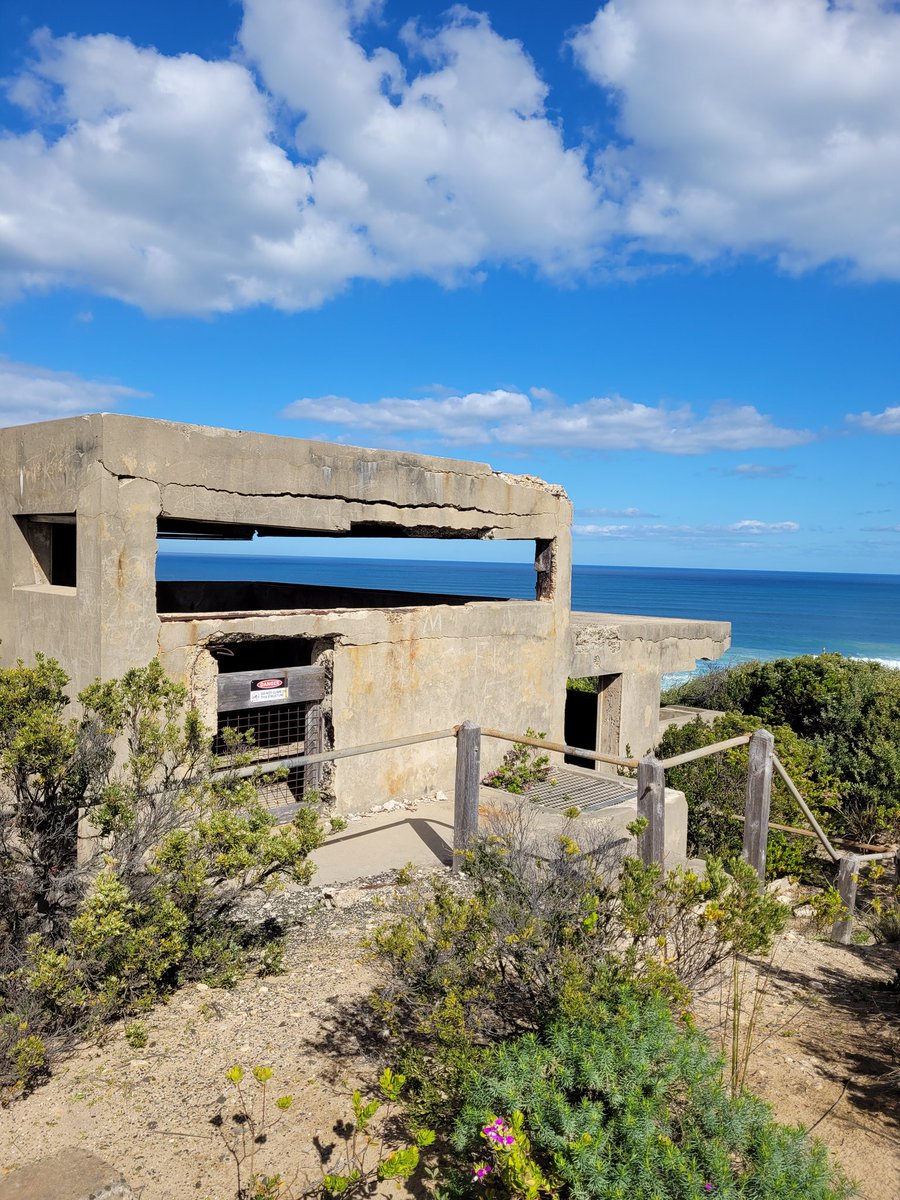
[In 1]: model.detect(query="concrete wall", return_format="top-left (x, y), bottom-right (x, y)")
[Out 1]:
top-left (157, 596), bottom-right (570, 814)
top-left (0, 413), bottom-right (728, 820)
top-left (567, 611), bottom-right (730, 767)
top-left (0, 414), bottom-right (575, 816)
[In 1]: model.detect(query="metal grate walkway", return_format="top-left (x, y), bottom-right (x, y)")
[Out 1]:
top-left (520, 767), bottom-right (636, 813)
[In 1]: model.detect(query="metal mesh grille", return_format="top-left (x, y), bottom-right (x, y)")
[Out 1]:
top-left (214, 702), bottom-right (306, 763)
top-left (523, 768), bottom-right (636, 813)
top-left (215, 702), bottom-right (308, 815)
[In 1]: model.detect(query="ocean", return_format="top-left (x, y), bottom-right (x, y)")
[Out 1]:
top-left (157, 553), bottom-right (900, 684)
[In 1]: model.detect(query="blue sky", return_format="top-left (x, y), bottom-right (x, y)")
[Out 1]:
top-left (0, 0), bottom-right (898, 573)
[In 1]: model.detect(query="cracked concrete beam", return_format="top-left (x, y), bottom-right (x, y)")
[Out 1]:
top-left (95, 414), bottom-right (567, 524)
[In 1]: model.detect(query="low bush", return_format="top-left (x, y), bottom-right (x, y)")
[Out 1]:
top-left (482, 730), bottom-right (551, 794)
top-left (450, 990), bottom-right (855, 1200)
top-left (367, 807), bottom-right (786, 1126)
top-left (663, 654), bottom-right (900, 843)
top-left (0, 656), bottom-right (336, 1101)
top-left (656, 713), bottom-right (839, 880)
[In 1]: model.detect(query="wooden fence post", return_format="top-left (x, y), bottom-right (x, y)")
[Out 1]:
top-left (304, 700), bottom-right (324, 793)
top-left (831, 855), bottom-right (860, 945)
top-left (743, 729), bottom-right (775, 887)
top-left (637, 754), bottom-right (666, 868)
top-left (453, 721), bottom-right (481, 872)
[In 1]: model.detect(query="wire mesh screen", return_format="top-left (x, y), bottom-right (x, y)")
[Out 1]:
top-left (215, 702), bottom-right (308, 816)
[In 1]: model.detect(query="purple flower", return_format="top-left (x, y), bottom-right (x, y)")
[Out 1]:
top-left (483, 1119), bottom-right (512, 1145)
top-left (472, 1164), bottom-right (492, 1181)
top-left (703, 1185), bottom-right (714, 1193)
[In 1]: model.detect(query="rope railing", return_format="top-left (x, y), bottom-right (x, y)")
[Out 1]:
top-left (659, 734), bottom-right (752, 769)
top-left (480, 727), bottom-right (638, 769)
top-left (212, 714), bottom-right (897, 943)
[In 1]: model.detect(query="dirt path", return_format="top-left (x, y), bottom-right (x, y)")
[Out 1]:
top-left (692, 930), bottom-right (899, 1200)
top-left (0, 882), bottom-right (897, 1200)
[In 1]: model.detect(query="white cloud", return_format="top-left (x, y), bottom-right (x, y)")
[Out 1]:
top-left (729, 463), bottom-right (794, 479)
top-left (726, 519), bottom-right (799, 534)
top-left (283, 388), bottom-right (811, 453)
top-left (0, 358), bottom-right (149, 426)
top-left (576, 506), bottom-right (658, 518)
top-left (4, 0), bottom-right (900, 314)
top-left (571, 0), bottom-right (900, 278)
top-left (574, 519), bottom-right (800, 540)
top-left (846, 405), bottom-right (900, 434)
top-left (0, 2), bottom-right (604, 314)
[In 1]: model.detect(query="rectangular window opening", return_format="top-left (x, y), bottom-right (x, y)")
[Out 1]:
top-left (156, 520), bottom-right (544, 614)
top-left (15, 514), bottom-right (77, 588)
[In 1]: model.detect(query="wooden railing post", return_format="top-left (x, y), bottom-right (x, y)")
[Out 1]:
top-left (304, 700), bottom-right (324, 793)
top-left (743, 729), bottom-right (775, 887)
top-left (453, 721), bottom-right (481, 872)
top-left (831, 855), bottom-right (860, 944)
top-left (637, 754), bottom-right (666, 868)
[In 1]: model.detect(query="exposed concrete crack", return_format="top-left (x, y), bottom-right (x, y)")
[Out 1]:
top-left (101, 460), bottom-right (551, 524)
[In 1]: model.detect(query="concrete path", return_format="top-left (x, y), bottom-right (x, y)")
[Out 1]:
top-left (310, 797), bottom-right (458, 885)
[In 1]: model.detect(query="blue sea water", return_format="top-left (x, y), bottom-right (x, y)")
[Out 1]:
top-left (157, 552), bottom-right (900, 683)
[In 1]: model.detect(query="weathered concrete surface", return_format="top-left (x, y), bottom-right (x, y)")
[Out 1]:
top-left (0, 414), bottom-right (728, 823)
top-left (157, 598), bottom-right (568, 809)
top-left (0, 1149), bottom-right (133, 1200)
top-left (311, 783), bottom-right (690, 884)
top-left (659, 705), bottom-right (726, 734)
top-left (569, 611), bottom-right (731, 678)
top-left (568, 611), bottom-right (731, 768)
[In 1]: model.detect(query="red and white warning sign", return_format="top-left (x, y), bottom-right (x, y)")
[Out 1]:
top-left (249, 676), bottom-right (289, 704)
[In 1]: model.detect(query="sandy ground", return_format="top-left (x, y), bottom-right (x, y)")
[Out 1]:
top-left (0, 879), bottom-right (897, 1200)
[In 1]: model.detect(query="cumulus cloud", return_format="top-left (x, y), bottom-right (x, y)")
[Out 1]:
top-left (2, 0), bottom-right (900, 314)
top-left (571, 0), bottom-right (900, 278)
top-left (574, 519), bottom-right (800, 540)
top-left (283, 388), bottom-right (811, 453)
top-left (0, 358), bottom-right (149, 427)
top-left (846, 405), bottom-right (900, 434)
top-left (0, 2), bottom-right (603, 314)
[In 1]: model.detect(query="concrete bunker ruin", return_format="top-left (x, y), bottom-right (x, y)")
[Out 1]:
top-left (0, 414), bottom-right (730, 821)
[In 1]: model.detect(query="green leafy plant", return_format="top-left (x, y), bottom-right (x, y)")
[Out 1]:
top-left (367, 807), bottom-right (787, 1127)
top-left (451, 992), bottom-right (855, 1200)
top-left (319, 1068), bottom-right (434, 1199)
top-left (0, 655), bottom-right (335, 1098)
top-left (662, 654), bottom-right (900, 844)
top-left (804, 887), bottom-right (849, 935)
top-left (656, 712), bottom-right (839, 881)
top-left (482, 731), bottom-right (551, 794)
top-left (215, 1064), bottom-right (295, 1199)
top-left (124, 1020), bottom-right (148, 1049)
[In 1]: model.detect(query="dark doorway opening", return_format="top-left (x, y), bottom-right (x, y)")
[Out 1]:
top-left (564, 675), bottom-right (623, 768)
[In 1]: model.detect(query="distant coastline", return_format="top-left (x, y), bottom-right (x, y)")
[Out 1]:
top-left (157, 552), bottom-right (900, 683)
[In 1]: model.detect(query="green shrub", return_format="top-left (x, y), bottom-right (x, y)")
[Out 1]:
top-left (368, 810), bottom-right (786, 1126)
top-left (124, 1021), bottom-right (148, 1049)
top-left (451, 992), bottom-right (855, 1200)
top-left (656, 713), bottom-right (839, 879)
top-left (663, 655), bottom-right (900, 843)
top-left (0, 656), bottom-right (334, 1099)
top-left (482, 731), bottom-right (551, 794)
